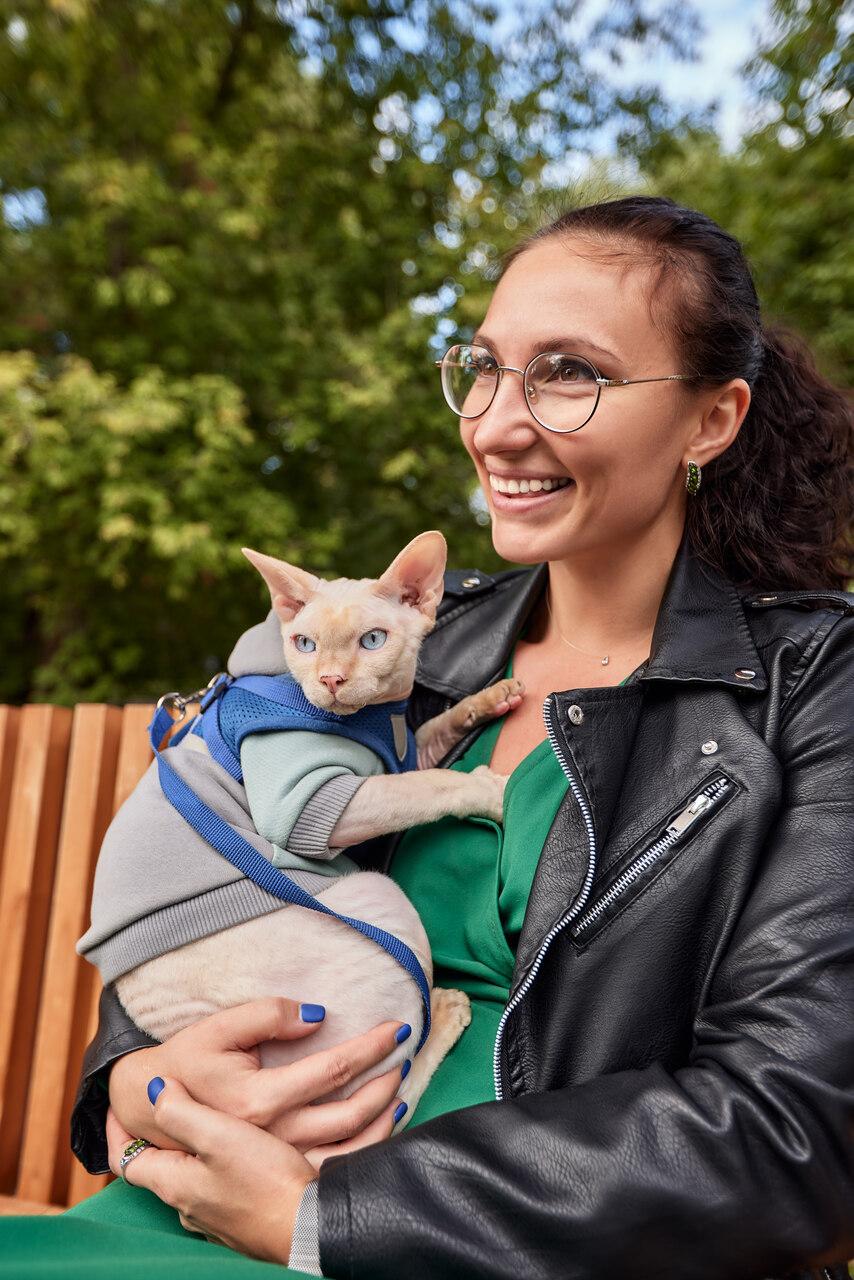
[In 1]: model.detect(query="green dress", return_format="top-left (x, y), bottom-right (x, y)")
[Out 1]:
top-left (2, 714), bottom-right (568, 1277)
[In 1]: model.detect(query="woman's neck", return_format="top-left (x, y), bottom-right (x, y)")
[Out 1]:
top-left (488, 529), bottom-right (683, 775)
top-left (543, 523), bottom-right (683, 659)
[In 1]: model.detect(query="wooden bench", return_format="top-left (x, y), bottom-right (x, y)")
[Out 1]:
top-left (0, 702), bottom-right (158, 1214)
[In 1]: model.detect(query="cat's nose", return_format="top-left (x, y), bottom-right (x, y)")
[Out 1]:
top-left (319, 673), bottom-right (346, 693)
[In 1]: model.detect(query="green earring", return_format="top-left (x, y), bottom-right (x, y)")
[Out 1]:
top-left (686, 461), bottom-right (702, 497)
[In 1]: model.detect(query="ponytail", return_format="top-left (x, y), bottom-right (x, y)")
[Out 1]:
top-left (688, 328), bottom-right (854, 590)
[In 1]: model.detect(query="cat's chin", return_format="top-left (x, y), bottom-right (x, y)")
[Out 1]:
top-left (307, 688), bottom-right (369, 715)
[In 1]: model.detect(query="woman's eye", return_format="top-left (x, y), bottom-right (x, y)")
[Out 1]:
top-left (551, 356), bottom-right (596, 384)
top-left (531, 354), bottom-right (599, 397)
top-left (293, 635), bottom-right (316, 653)
top-left (359, 629), bottom-right (387, 650)
top-left (471, 353), bottom-right (499, 378)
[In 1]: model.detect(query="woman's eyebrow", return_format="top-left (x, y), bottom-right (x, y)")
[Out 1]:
top-left (473, 332), bottom-right (619, 362)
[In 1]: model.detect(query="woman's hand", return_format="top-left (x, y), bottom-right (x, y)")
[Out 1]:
top-left (108, 1078), bottom-right (315, 1264)
top-left (108, 998), bottom-right (410, 1155)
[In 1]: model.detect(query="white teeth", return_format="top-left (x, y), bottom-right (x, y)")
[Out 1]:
top-left (489, 473), bottom-right (570, 495)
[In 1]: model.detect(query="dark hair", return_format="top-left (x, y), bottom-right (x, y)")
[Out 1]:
top-left (506, 196), bottom-right (854, 591)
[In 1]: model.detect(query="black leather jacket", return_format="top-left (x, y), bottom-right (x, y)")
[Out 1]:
top-left (73, 544), bottom-right (854, 1280)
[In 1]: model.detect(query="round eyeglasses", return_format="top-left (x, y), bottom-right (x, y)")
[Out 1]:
top-left (436, 343), bottom-right (693, 434)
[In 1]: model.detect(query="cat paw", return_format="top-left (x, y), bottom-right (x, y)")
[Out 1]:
top-left (466, 765), bottom-right (507, 821)
top-left (431, 987), bottom-right (472, 1042)
top-left (455, 678), bottom-right (525, 730)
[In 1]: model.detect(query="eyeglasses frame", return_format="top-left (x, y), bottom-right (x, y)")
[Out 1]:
top-left (436, 344), bottom-right (694, 434)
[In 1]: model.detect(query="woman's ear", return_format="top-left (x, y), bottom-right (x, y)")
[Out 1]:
top-left (683, 378), bottom-right (751, 469)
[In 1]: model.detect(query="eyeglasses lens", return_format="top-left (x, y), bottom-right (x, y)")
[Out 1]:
top-left (441, 345), bottom-right (599, 433)
top-left (441, 345), bottom-right (498, 419)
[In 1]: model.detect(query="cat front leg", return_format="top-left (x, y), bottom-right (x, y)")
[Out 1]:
top-left (415, 677), bottom-right (525, 768)
top-left (327, 764), bottom-right (506, 846)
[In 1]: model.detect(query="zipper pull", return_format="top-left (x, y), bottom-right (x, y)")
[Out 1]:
top-left (665, 792), bottom-right (713, 837)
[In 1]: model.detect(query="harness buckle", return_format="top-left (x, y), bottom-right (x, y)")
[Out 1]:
top-left (155, 672), bottom-right (230, 724)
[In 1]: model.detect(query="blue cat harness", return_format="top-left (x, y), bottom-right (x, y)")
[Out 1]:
top-left (149, 672), bottom-right (430, 1050)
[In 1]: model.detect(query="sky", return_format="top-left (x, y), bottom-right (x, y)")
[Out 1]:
top-left (613, 0), bottom-right (776, 149)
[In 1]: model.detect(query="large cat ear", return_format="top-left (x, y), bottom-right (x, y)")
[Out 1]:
top-left (377, 530), bottom-right (447, 622)
top-left (242, 548), bottom-right (320, 623)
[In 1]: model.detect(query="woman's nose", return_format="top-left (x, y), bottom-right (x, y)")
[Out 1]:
top-left (468, 368), bottom-right (541, 454)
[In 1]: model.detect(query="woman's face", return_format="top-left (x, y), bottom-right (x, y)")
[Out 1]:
top-left (461, 237), bottom-right (704, 569)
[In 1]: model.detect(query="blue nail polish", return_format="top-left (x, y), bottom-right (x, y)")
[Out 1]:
top-left (400, 1059), bottom-right (411, 1081)
top-left (147, 1077), bottom-right (165, 1105)
top-left (394, 1102), bottom-right (408, 1124)
top-left (300, 1003), bottom-right (326, 1023)
top-left (395, 1023), bottom-right (412, 1044)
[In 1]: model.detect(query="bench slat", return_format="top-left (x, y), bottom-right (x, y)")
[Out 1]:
top-left (17, 705), bottom-right (123, 1206)
top-left (66, 704), bottom-right (155, 1208)
top-left (0, 701), bottom-right (202, 1213)
top-left (0, 706), bottom-right (73, 1196)
top-left (0, 705), bottom-right (21, 868)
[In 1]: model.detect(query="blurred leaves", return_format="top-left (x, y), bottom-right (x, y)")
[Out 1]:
top-left (0, 0), bottom-right (700, 700)
top-left (0, 350), bottom-right (292, 700)
top-left (642, 0), bottom-right (853, 387)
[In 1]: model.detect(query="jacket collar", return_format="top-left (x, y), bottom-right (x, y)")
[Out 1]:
top-left (417, 537), bottom-right (767, 700)
top-left (641, 536), bottom-right (767, 692)
top-left (417, 564), bottom-right (547, 702)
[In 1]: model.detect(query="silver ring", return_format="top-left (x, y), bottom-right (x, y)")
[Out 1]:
top-left (119, 1137), bottom-right (155, 1181)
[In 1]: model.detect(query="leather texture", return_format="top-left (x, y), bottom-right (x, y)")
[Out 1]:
top-left (72, 542), bottom-right (854, 1279)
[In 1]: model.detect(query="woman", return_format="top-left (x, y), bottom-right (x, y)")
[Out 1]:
top-left (66, 195), bottom-right (854, 1278)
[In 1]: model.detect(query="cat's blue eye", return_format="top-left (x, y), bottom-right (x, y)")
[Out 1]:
top-left (293, 635), bottom-right (316, 653)
top-left (359, 629), bottom-right (387, 650)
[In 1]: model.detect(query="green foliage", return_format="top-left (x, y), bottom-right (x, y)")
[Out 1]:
top-left (0, 350), bottom-right (294, 700)
top-left (0, 0), bottom-right (699, 701)
top-left (642, 0), bottom-right (853, 386)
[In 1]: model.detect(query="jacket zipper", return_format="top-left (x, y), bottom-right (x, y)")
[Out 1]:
top-left (573, 776), bottom-right (731, 937)
top-left (492, 696), bottom-right (599, 1101)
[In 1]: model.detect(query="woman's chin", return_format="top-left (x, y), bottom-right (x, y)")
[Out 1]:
top-left (488, 501), bottom-right (578, 565)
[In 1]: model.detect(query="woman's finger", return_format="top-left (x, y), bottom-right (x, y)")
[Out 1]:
top-left (254, 1018), bottom-right (412, 1121)
top-left (122, 1143), bottom-right (188, 1192)
top-left (147, 1075), bottom-right (239, 1159)
top-left (196, 997), bottom-right (329, 1055)
top-left (284, 1061), bottom-right (405, 1149)
top-left (125, 1076), bottom-right (316, 1265)
top-left (304, 1096), bottom-right (406, 1171)
top-left (105, 1106), bottom-right (138, 1178)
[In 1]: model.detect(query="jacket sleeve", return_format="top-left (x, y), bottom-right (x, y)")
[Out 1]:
top-left (315, 617), bottom-right (854, 1280)
top-left (70, 985), bottom-right (158, 1174)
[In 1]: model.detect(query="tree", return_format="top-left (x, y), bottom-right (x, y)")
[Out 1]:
top-left (641, 0), bottom-right (853, 386)
top-left (0, 0), bottom-right (698, 700)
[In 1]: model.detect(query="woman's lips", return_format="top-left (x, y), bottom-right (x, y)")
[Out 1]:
top-left (489, 473), bottom-right (572, 495)
top-left (486, 472), bottom-right (575, 511)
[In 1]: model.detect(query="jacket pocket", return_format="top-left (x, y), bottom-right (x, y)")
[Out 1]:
top-left (571, 774), bottom-right (736, 946)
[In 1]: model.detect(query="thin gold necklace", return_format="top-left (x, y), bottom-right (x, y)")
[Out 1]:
top-left (545, 590), bottom-right (610, 666)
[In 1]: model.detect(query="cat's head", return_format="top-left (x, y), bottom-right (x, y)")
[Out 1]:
top-left (242, 531), bottom-right (447, 714)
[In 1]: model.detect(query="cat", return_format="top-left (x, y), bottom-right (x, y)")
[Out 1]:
top-left (107, 531), bottom-right (523, 1120)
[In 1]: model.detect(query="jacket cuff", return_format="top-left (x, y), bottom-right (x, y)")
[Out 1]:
top-left (288, 1179), bottom-right (323, 1275)
top-left (70, 985), bottom-right (158, 1175)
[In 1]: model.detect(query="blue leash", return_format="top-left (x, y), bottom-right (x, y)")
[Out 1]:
top-left (149, 686), bottom-right (431, 1052)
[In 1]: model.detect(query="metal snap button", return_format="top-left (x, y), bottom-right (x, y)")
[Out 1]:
top-left (734, 669), bottom-right (756, 680)
top-left (701, 741), bottom-right (718, 755)
top-left (568, 704), bottom-right (584, 725)
top-left (756, 594), bottom-right (778, 603)
top-left (461, 577), bottom-right (481, 588)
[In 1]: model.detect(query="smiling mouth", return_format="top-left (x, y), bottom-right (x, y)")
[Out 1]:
top-left (489, 474), bottom-right (573, 496)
